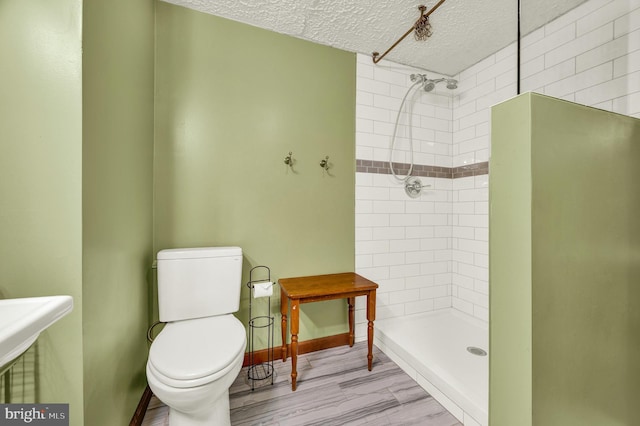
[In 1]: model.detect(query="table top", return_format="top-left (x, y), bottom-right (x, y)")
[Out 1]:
top-left (278, 272), bottom-right (378, 299)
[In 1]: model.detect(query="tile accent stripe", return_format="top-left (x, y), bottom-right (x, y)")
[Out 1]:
top-left (451, 161), bottom-right (490, 178)
top-left (356, 159), bottom-right (489, 179)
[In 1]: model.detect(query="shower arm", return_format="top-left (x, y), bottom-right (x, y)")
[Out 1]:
top-left (372, 0), bottom-right (446, 64)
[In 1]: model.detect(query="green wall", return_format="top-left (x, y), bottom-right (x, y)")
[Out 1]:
top-left (490, 93), bottom-right (640, 425)
top-left (0, 0), bottom-right (154, 424)
top-left (154, 2), bottom-right (356, 344)
top-left (0, 0), bottom-right (85, 423)
top-left (489, 93), bottom-right (533, 424)
top-left (82, 0), bottom-right (154, 424)
top-left (0, 1), bottom-right (355, 422)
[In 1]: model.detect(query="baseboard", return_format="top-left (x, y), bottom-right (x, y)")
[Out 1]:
top-left (243, 332), bottom-right (351, 366)
top-left (129, 385), bottom-right (153, 426)
top-left (132, 332), bottom-right (351, 425)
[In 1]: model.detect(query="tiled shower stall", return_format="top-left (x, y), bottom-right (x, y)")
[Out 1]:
top-left (354, 0), bottom-right (640, 333)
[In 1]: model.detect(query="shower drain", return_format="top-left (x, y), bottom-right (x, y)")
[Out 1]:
top-left (467, 346), bottom-right (487, 356)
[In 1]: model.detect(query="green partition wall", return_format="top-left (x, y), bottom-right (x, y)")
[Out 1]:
top-left (82, 0), bottom-right (154, 424)
top-left (489, 93), bottom-right (534, 424)
top-left (490, 93), bottom-right (640, 425)
top-left (154, 3), bottom-right (356, 346)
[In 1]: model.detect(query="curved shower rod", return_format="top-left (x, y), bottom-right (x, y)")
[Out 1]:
top-left (372, 0), bottom-right (447, 64)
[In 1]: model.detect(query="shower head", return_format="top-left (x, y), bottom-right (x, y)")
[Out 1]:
top-left (423, 77), bottom-right (458, 92)
top-left (410, 75), bottom-right (458, 92)
top-left (423, 81), bottom-right (436, 92)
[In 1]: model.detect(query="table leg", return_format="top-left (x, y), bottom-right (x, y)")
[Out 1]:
top-left (280, 287), bottom-right (288, 362)
top-left (348, 297), bottom-right (355, 347)
top-left (366, 290), bottom-right (376, 371)
top-left (290, 299), bottom-right (300, 391)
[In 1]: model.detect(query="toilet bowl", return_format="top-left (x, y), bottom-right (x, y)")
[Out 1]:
top-left (147, 314), bottom-right (246, 426)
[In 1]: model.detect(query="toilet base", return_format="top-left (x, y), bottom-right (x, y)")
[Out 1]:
top-left (167, 389), bottom-right (231, 426)
top-left (146, 314), bottom-right (246, 426)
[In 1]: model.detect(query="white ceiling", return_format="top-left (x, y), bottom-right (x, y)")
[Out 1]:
top-left (160, 0), bottom-right (587, 76)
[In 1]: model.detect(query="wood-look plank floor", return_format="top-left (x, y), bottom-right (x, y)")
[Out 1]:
top-left (142, 342), bottom-right (461, 426)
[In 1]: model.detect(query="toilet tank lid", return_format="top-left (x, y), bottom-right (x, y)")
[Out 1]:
top-left (157, 246), bottom-right (242, 260)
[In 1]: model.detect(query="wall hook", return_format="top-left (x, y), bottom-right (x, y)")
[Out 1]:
top-left (284, 151), bottom-right (294, 168)
top-left (319, 156), bottom-right (330, 171)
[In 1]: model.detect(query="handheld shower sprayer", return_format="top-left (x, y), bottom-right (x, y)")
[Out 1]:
top-left (410, 74), bottom-right (425, 83)
top-left (390, 72), bottom-right (458, 198)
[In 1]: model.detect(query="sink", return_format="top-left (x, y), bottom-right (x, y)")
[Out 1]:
top-left (0, 296), bottom-right (73, 370)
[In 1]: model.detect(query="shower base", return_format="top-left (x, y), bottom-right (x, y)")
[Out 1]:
top-left (375, 308), bottom-right (488, 425)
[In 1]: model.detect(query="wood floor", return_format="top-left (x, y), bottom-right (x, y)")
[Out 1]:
top-left (142, 342), bottom-right (461, 426)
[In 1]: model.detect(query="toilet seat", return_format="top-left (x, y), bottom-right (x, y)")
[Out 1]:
top-left (148, 314), bottom-right (246, 388)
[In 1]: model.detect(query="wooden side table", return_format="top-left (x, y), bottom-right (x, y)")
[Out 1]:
top-left (278, 272), bottom-right (378, 391)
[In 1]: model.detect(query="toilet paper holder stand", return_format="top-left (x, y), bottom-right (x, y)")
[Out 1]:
top-left (246, 265), bottom-right (276, 390)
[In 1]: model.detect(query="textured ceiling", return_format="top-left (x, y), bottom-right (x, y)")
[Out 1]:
top-left (160, 0), bottom-right (587, 76)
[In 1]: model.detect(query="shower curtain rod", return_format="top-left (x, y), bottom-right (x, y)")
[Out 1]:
top-left (372, 0), bottom-right (447, 64)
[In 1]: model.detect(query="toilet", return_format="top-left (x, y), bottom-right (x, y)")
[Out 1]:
top-left (146, 247), bottom-right (246, 426)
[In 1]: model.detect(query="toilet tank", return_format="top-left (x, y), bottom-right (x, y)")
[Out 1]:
top-left (157, 247), bottom-right (242, 322)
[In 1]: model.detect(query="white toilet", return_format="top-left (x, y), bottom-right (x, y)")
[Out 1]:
top-left (146, 247), bottom-right (247, 426)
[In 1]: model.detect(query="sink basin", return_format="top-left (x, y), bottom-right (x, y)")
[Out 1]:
top-left (0, 296), bottom-right (73, 369)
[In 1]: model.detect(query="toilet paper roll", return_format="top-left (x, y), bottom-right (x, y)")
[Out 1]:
top-left (253, 282), bottom-right (273, 298)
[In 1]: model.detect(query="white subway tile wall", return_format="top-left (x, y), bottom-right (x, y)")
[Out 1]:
top-left (355, 0), bottom-right (640, 330)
